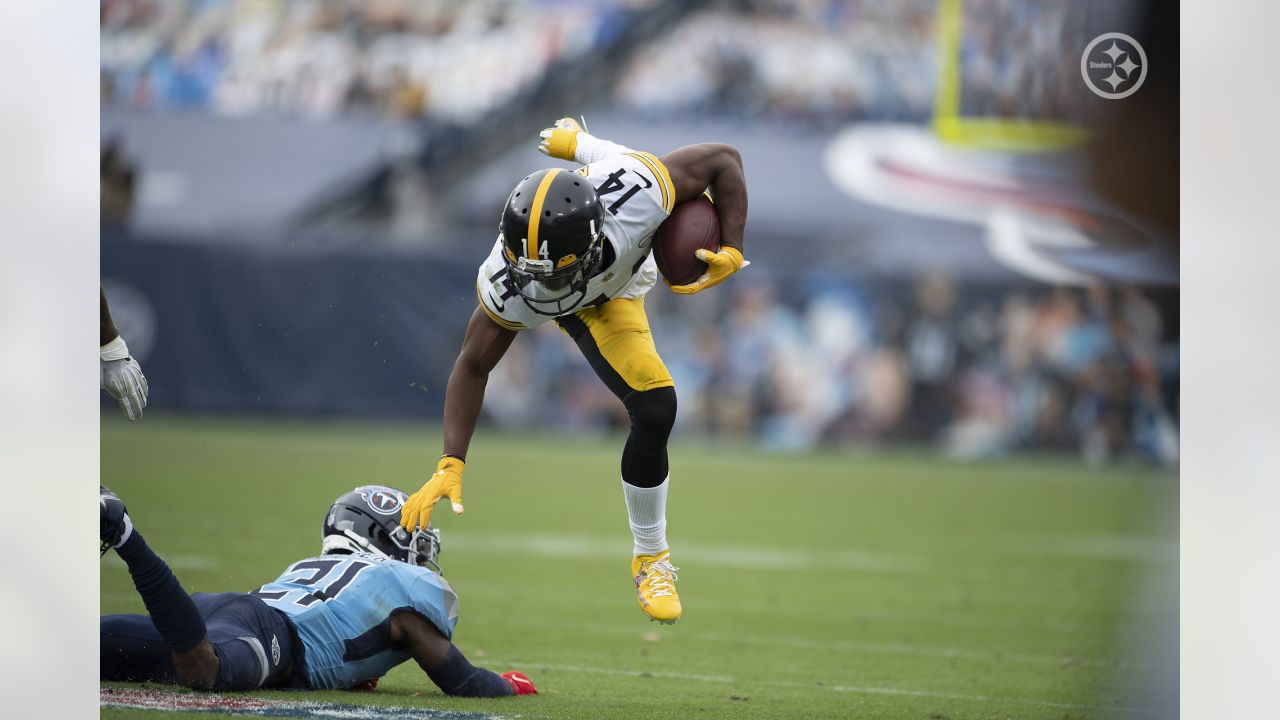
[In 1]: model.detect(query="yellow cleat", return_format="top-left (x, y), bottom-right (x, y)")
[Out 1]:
top-left (632, 550), bottom-right (681, 624)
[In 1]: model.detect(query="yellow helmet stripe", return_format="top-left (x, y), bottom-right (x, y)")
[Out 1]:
top-left (526, 168), bottom-right (563, 260)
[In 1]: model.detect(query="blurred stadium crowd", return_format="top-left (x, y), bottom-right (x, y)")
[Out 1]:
top-left (101, 0), bottom-right (1085, 127)
top-left (615, 0), bottom-right (936, 126)
top-left (952, 0), bottom-right (1088, 120)
top-left (616, 0), bottom-right (1089, 125)
top-left (488, 275), bottom-right (1177, 465)
top-left (101, 0), bottom-right (635, 122)
top-left (100, 0), bottom-right (1177, 465)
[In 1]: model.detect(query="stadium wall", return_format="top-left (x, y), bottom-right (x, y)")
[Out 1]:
top-left (102, 228), bottom-right (476, 418)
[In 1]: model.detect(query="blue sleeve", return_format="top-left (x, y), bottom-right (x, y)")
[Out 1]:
top-left (386, 563), bottom-right (460, 640)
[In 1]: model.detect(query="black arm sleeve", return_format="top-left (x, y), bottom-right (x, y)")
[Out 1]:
top-left (426, 644), bottom-right (514, 697)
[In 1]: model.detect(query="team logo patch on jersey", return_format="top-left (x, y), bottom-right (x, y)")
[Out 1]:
top-left (356, 486), bottom-right (406, 516)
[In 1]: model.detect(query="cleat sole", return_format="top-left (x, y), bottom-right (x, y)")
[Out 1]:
top-left (645, 613), bottom-right (679, 625)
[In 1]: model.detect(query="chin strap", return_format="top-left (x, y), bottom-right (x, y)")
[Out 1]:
top-left (519, 284), bottom-right (591, 317)
top-left (322, 532), bottom-right (390, 561)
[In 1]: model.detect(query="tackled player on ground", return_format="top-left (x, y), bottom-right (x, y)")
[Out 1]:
top-left (101, 484), bottom-right (536, 697)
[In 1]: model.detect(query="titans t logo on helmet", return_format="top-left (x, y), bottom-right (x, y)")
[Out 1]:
top-left (356, 486), bottom-right (406, 516)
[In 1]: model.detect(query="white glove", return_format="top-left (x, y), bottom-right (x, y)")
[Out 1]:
top-left (101, 336), bottom-right (148, 421)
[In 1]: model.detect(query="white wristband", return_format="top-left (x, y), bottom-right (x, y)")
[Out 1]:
top-left (574, 134), bottom-right (635, 165)
top-left (101, 335), bottom-right (130, 362)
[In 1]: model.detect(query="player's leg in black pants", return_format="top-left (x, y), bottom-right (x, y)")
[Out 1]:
top-left (619, 386), bottom-right (677, 487)
top-left (554, 299), bottom-right (678, 489)
top-left (100, 487), bottom-right (296, 690)
top-left (100, 612), bottom-right (180, 684)
top-left (102, 593), bottom-right (297, 691)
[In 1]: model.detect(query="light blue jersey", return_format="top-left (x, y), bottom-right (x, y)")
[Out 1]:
top-left (252, 553), bottom-right (459, 690)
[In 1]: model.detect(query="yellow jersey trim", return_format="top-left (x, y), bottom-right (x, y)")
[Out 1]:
top-left (625, 152), bottom-right (675, 214)
top-left (526, 169), bottom-right (562, 259)
top-left (476, 285), bottom-right (525, 331)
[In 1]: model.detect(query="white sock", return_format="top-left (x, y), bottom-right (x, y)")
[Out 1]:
top-left (622, 476), bottom-right (669, 556)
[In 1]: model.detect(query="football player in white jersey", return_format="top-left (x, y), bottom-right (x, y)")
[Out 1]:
top-left (400, 118), bottom-right (748, 624)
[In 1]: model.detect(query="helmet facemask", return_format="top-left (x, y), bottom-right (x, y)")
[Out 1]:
top-left (406, 527), bottom-right (443, 574)
top-left (322, 522), bottom-right (442, 574)
top-left (502, 232), bottom-right (605, 317)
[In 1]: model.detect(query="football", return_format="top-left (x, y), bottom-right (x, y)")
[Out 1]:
top-left (653, 195), bottom-right (720, 286)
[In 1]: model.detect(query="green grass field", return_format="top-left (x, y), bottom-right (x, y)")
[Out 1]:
top-left (101, 414), bottom-right (1176, 720)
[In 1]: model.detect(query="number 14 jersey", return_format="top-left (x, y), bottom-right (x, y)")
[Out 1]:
top-left (253, 553), bottom-right (459, 689)
top-left (476, 151), bottom-right (676, 330)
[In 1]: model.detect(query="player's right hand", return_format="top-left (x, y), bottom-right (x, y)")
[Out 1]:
top-left (538, 117), bottom-right (584, 161)
top-left (100, 336), bottom-right (148, 421)
top-left (400, 456), bottom-right (465, 531)
top-left (502, 671), bottom-right (538, 695)
top-left (668, 246), bottom-right (748, 295)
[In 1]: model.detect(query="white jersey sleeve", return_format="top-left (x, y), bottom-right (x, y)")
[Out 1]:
top-left (585, 150), bottom-right (675, 234)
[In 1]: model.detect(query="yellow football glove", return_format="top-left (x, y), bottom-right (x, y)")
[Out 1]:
top-left (538, 117), bottom-right (584, 161)
top-left (669, 246), bottom-right (748, 295)
top-left (400, 456), bottom-right (465, 531)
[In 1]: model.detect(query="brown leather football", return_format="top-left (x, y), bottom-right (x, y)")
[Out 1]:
top-left (653, 195), bottom-right (720, 287)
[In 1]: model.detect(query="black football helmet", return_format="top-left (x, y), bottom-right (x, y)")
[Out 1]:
top-left (321, 485), bottom-right (442, 573)
top-left (499, 168), bottom-right (606, 316)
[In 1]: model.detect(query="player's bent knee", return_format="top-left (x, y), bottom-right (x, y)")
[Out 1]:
top-left (173, 641), bottom-right (219, 691)
top-left (179, 635), bottom-right (277, 692)
top-left (616, 349), bottom-right (674, 393)
top-left (625, 386), bottom-right (677, 435)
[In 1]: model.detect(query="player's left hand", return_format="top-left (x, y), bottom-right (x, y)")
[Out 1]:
top-left (400, 456), bottom-right (465, 531)
top-left (668, 246), bottom-right (748, 295)
top-left (538, 117), bottom-right (584, 161)
top-left (502, 671), bottom-right (538, 695)
top-left (100, 336), bottom-right (149, 421)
